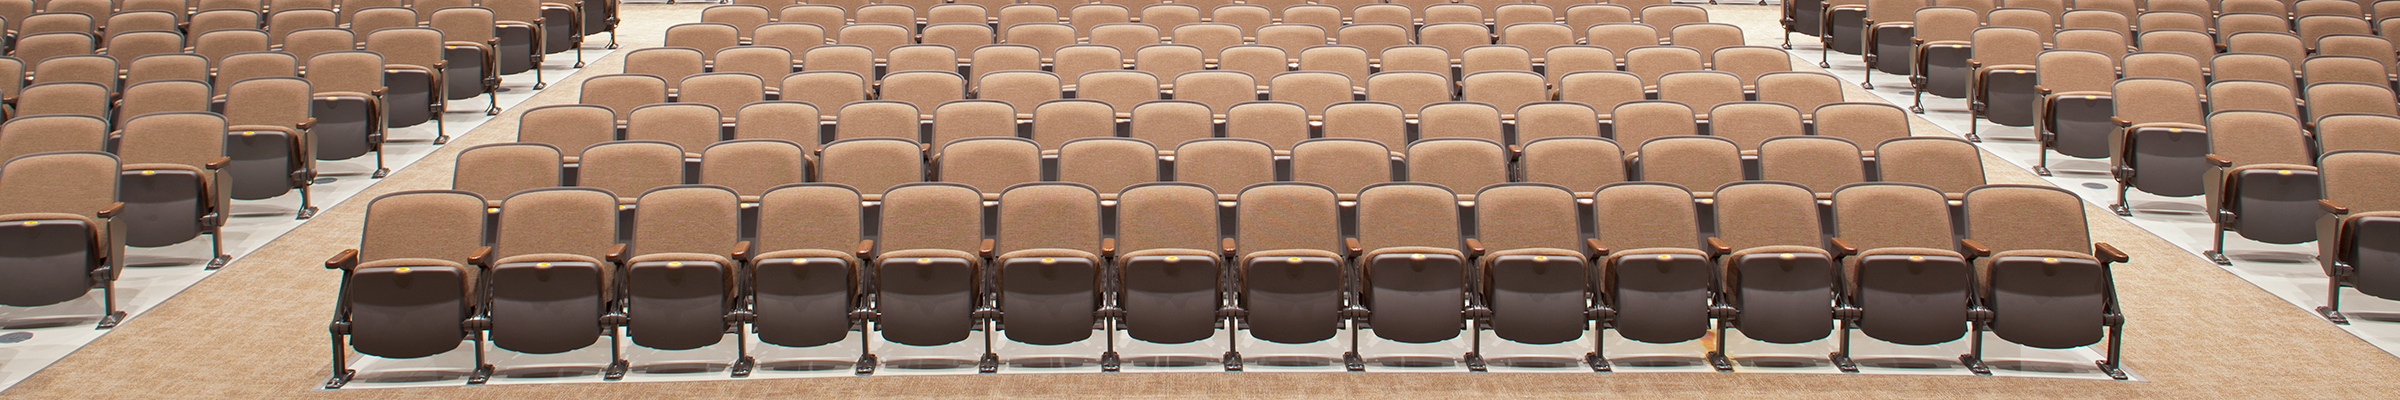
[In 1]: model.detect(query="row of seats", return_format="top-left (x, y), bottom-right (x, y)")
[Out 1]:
top-left (458, 133), bottom-right (1985, 206)
top-left (563, 80), bottom-right (1885, 149)
top-left (324, 177), bottom-right (2129, 379)
top-left (713, 0), bottom-right (1710, 33)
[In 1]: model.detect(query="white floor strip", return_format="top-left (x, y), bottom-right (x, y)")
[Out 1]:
top-left (1780, 36), bottom-right (2400, 359)
top-left (0, 47), bottom-right (615, 391)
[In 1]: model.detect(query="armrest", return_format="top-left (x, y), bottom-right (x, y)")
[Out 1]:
top-left (2035, 85), bottom-right (2050, 95)
top-left (1464, 238), bottom-right (1485, 258)
top-left (1959, 238), bottom-right (1991, 258)
top-left (2094, 242), bottom-right (2128, 264)
top-left (373, 87), bottom-right (388, 96)
top-left (326, 249), bottom-right (359, 270)
top-left (1705, 237), bottom-right (1731, 257)
top-left (297, 118), bottom-right (316, 130)
top-left (2205, 154), bottom-right (2232, 167)
top-left (1830, 237), bottom-right (1857, 258)
top-left (856, 239), bottom-right (875, 259)
top-left (730, 240), bottom-right (752, 262)
top-left (606, 243), bottom-right (628, 264)
top-left (1343, 237), bottom-right (1361, 258)
top-left (2322, 199), bottom-right (2350, 215)
top-left (205, 156), bottom-right (232, 170)
top-left (467, 246), bottom-right (493, 267)
top-left (1967, 59), bottom-right (1980, 68)
top-left (2110, 116), bottom-right (2131, 127)
top-left (1585, 238), bottom-right (1609, 257)
top-left (1221, 237), bottom-right (1238, 256)
top-left (434, 59), bottom-right (448, 69)
top-left (97, 202), bottom-right (124, 219)
top-left (1100, 237), bottom-right (1116, 258)
top-left (978, 238), bottom-right (995, 258)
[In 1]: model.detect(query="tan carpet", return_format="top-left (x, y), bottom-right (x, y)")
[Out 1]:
top-left (6, 4), bottom-right (2396, 399)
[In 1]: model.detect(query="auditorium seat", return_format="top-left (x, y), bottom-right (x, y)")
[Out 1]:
top-left (1826, 182), bottom-right (1980, 373)
top-left (2105, 77), bottom-right (2208, 215)
top-left (626, 103), bottom-right (727, 158)
top-left (483, 187), bottom-right (626, 378)
top-left (517, 104), bottom-right (617, 168)
top-left (1229, 183), bottom-right (1355, 369)
top-left (1519, 137), bottom-right (1626, 197)
top-left (577, 141), bottom-right (687, 204)
top-left (1418, 102), bottom-right (1507, 144)
top-left (1109, 181), bottom-right (1230, 366)
top-left (321, 189), bottom-right (488, 388)
top-left (1321, 101), bottom-right (1410, 148)
top-left (114, 112), bottom-right (234, 266)
top-left (2201, 110), bottom-right (2321, 264)
top-left (989, 183), bottom-right (1110, 369)
top-left (1961, 184), bottom-right (2129, 379)
top-left (2032, 50), bottom-right (2117, 176)
top-left (1466, 183), bottom-right (1592, 368)
top-left (581, 74), bottom-right (670, 126)
top-left (1174, 138), bottom-right (1274, 201)
top-left (1290, 138), bottom-right (1399, 200)
top-left (1708, 181), bottom-right (1836, 365)
top-left (453, 143), bottom-right (564, 208)
top-left (221, 76), bottom-right (320, 217)
top-left (305, 51), bottom-right (392, 177)
top-left (1125, 100), bottom-right (1213, 150)
top-left (818, 138), bottom-right (925, 201)
top-left (1404, 138), bottom-right (1508, 201)
top-left (1631, 136), bottom-right (1742, 197)
top-left (619, 186), bottom-right (747, 371)
top-left (1055, 137), bottom-right (1160, 198)
top-left (864, 183), bottom-right (992, 371)
top-left (1758, 136), bottom-right (1868, 195)
top-left (833, 101), bottom-right (922, 143)
top-left (1707, 102), bottom-right (1805, 152)
top-left (1875, 137), bottom-right (1987, 200)
top-left (1352, 182), bottom-right (1479, 369)
top-left (747, 184), bottom-right (870, 369)
top-left (880, 71), bottom-right (967, 118)
top-left (1224, 101), bottom-right (1311, 152)
top-left (933, 137), bottom-right (1042, 200)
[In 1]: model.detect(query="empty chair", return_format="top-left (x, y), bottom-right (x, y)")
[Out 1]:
top-left (320, 190), bottom-right (490, 387)
top-left (1321, 102), bottom-right (1410, 149)
top-left (1109, 181), bottom-right (1232, 367)
top-left (1585, 182), bottom-right (1714, 365)
top-left (1825, 183), bottom-right (1983, 373)
top-left (428, 8), bottom-right (501, 113)
top-left (818, 138), bottom-right (927, 200)
top-left (2317, 114), bottom-right (2400, 153)
top-left (1959, 184), bottom-right (2130, 379)
top-left (1173, 23), bottom-right (1246, 62)
top-left (1134, 44), bottom-right (1205, 81)
top-left (1709, 102), bottom-right (1807, 152)
top-left (1031, 99), bottom-right (1118, 151)
top-left (1254, 24), bottom-right (1329, 59)
top-left (1349, 183), bottom-right (1481, 369)
top-left (1905, 7), bottom-right (1978, 96)
top-left (2032, 50), bottom-right (2119, 176)
top-left (1757, 72), bottom-right (1847, 122)
top-left (921, 25), bottom-right (995, 59)
top-left (580, 74), bottom-right (670, 126)
top-left (1557, 71), bottom-right (1648, 124)
top-left (618, 186), bottom-right (749, 371)
top-left (113, 112), bottom-right (236, 271)
top-left (1875, 137), bottom-right (1987, 198)
top-left (14, 32), bottom-right (95, 73)
top-left (1513, 102), bottom-right (1601, 143)
top-left (833, 101), bottom-right (923, 143)
top-left (1418, 102), bottom-right (1507, 144)
top-left (968, 45), bottom-right (1043, 88)
top-left (753, 23), bottom-right (831, 62)
top-left (2135, 29), bottom-right (2215, 64)
top-left (1223, 101), bottom-right (1313, 152)
top-left (1963, 27), bottom-right (2045, 141)
top-left (1502, 23), bottom-right (1576, 64)
top-left (1269, 71), bottom-right (1360, 118)
top-left (1624, 46), bottom-right (1704, 90)
top-left (1542, 46), bottom-right (1616, 87)
top-left (1142, 5), bottom-right (1201, 40)
top-left (1758, 136), bottom-right (1868, 194)
top-left (31, 56), bottom-right (118, 96)
top-left (2213, 53), bottom-right (2300, 89)
top-left (627, 104), bottom-right (729, 159)
top-left (363, 28), bottom-right (448, 135)
top-left (2121, 52), bottom-right (2206, 87)
top-left (1405, 138), bottom-right (1509, 200)
top-left (932, 137), bottom-right (1043, 200)
top-left (100, 30), bottom-right (185, 71)
top-left (1298, 45), bottom-right (1373, 89)
top-left (715, 47), bottom-right (796, 91)
top-left (2305, 56), bottom-right (2393, 88)
top-left (125, 54), bottom-right (209, 87)
top-left (577, 141), bottom-right (687, 204)
top-left (1227, 183), bottom-right (1356, 369)
top-left (861, 183), bottom-right (992, 371)
top-left (1377, 46), bottom-right (1453, 80)
top-left (114, 80), bottom-right (210, 129)
top-left (2105, 78), bottom-right (2211, 214)
top-left (481, 187), bottom-right (627, 378)
top-left (1714, 46), bottom-right (1794, 91)
top-left (220, 77), bottom-right (320, 218)
top-left (2316, 150), bottom-right (2400, 324)
top-left (1290, 138), bottom-right (1399, 199)
top-left (1470, 183), bottom-right (1599, 368)
top-left (1089, 23), bottom-right (1163, 55)
top-left (1217, 46), bottom-right (1291, 84)
top-left (2224, 32), bottom-right (2306, 67)
top-left (1173, 138), bottom-right (1275, 201)
top-left (2210, 80), bottom-right (2302, 116)
top-left (1461, 71), bottom-right (1547, 120)
top-left (1708, 181), bottom-right (1837, 364)
top-left (15, 82), bottom-right (107, 124)
top-left (1655, 72), bottom-right (1744, 120)
top-left (1338, 24), bottom-right (1412, 63)
top-left (977, 71), bottom-right (1064, 118)
top-left (1420, 23), bottom-right (1491, 62)
top-left (2308, 81), bottom-right (2397, 121)
top-left (1631, 136), bottom-right (1743, 196)
top-left (880, 71), bottom-right (968, 118)
top-left (2200, 111), bottom-right (2322, 265)
top-left (1858, 0), bottom-right (1929, 78)
top-left (745, 185), bottom-right (868, 365)
top-left (1609, 102), bottom-right (1699, 154)
top-left (516, 105), bottom-right (618, 168)
top-left (1076, 70), bottom-right (1162, 118)
top-left (303, 51), bottom-right (391, 179)
top-left (452, 143), bottom-right (564, 208)
top-left (0, 116), bottom-right (106, 164)
top-left (1050, 45), bottom-right (1126, 91)
top-left (1004, 23), bottom-right (1078, 60)
top-left (928, 100), bottom-right (1020, 148)
top-left (1055, 137), bottom-right (1160, 197)
top-left (732, 102), bottom-right (827, 151)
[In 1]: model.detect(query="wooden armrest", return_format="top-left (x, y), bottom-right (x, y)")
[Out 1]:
top-left (1100, 237), bottom-right (1116, 258)
top-left (2095, 242), bottom-right (2128, 264)
top-left (979, 238), bottom-right (995, 258)
top-left (606, 243), bottom-right (628, 264)
top-left (326, 249), bottom-right (359, 270)
top-left (2205, 154), bottom-right (2232, 167)
top-left (1705, 237), bottom-right (1731, 256)
top-left (205, 156), bottom-right (232, 170)
top-left (1464, 238), bottom-right (1485, 257)
top-left (1343, 237), bottom-right (1361, 257)
top-left (1221, 237), bottom-right (1238, 256)
top-left (2109, 116), bottom-right (2131, 127)
top-left (2034, 85), bottom-right (2050, 95)
top-left (467, 246), bottom-right (493, 267)
top-left (97, 202), bottom-right (124, 219)
top-left (297, 118), bottom-right (316, 130)
top-left (1830, 237), bottom-right (1857, 257)
top-left (1585, 238), bottom-right (1608, 256)
top-left (1960, 238), bottom-right (1991, 258)
top-left (856, 239), bottom-right (876, 259)
top-left (730, 240), bottom-right (752, 261)
top-left (2322, 199), bottom-right (2350, 215)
